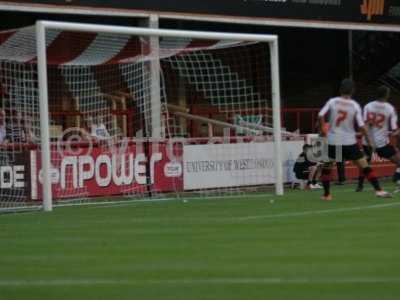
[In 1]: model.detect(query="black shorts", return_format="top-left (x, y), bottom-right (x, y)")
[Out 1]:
top-left (295, 169), bottom-right (310, 180)
top-left (376, 144), bottom-right (397, 159)
top-left (328, 144), bottom-right (364, 161)
top-left (363, 144), bottom-right (396, 161)
top-left (362, 145), bottom-right (373, 162)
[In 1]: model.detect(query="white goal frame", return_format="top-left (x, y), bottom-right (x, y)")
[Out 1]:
top-left (35, 20), bottom-right (283, 212)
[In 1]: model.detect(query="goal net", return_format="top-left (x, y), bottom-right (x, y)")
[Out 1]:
top-left (0, 21), bottom-right (286, 212)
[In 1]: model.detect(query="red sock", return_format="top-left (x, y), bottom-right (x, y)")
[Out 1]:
top-left (321, 171), bottom-right (332, 196)
top-left (363, 167), bottom-right (381, 191)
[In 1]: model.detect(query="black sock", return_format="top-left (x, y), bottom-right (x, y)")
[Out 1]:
top-left (369, 177), bottom-right (381, 191)
top-left (363, 167), bottom-right (381, 191)
top-left (312, 179), bottom-right (317, 185)
top-left (321, 168), bottom-right (332, 196)
top-left (395, 172), bottom-right (400, 182)
top-left (357, 176), bottom-right (365, 187)
top-left (322, 180), bottom-right (330, 196)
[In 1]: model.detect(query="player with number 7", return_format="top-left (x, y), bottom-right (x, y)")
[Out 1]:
top-left (317, 79), bottom-right (391, 200)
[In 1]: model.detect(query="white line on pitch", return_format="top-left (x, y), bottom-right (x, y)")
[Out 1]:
top-left (53, 200), bottom-right (400, 225)
top-left (1, 277), bottom-right (400, 286)
top-left (234, 202), bottom-right (400, 221)
top-left (83, 193), bottom-right (274, 209)
top-left (80, 184), bottom-right (397, 210)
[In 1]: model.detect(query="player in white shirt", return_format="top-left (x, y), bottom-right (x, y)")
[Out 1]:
top-left (357, 86), bottom-right (400, 191)
top-left (318, 79), bottom-right (390, 200)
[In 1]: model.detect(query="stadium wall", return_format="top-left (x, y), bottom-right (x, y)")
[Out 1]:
top-left (2, 0), bottom-right (400, 25)
top-left (1, 139), bottom-right (396, 202)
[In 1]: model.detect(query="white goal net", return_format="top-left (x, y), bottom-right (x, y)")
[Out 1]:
top-left (0, 21), bottom-right (284, 212)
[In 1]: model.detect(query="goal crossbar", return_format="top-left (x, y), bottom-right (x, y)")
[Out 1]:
top-left (37, 20), bottom-right (278, 43)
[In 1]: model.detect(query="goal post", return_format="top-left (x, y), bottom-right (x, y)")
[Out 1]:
top-left (0, 20), bottom-right (284, 212)
top-left (269, 38), bottom-right (283, 196)
top-left (36, 21), bottom-right (53, 212)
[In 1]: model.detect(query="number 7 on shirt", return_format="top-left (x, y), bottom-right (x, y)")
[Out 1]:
top-left (335, 110), bottom-right (348, 127)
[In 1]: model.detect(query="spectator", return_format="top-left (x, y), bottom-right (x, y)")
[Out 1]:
top-left (88, 116), bottom-right (110, 141)
top-left (5, 110), bottom-right (26, 143)
top-left (0, 109), bottom-right (5, 143)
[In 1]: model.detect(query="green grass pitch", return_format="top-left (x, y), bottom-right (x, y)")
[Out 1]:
top-left (1, 184), bottom-right (400, 300)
